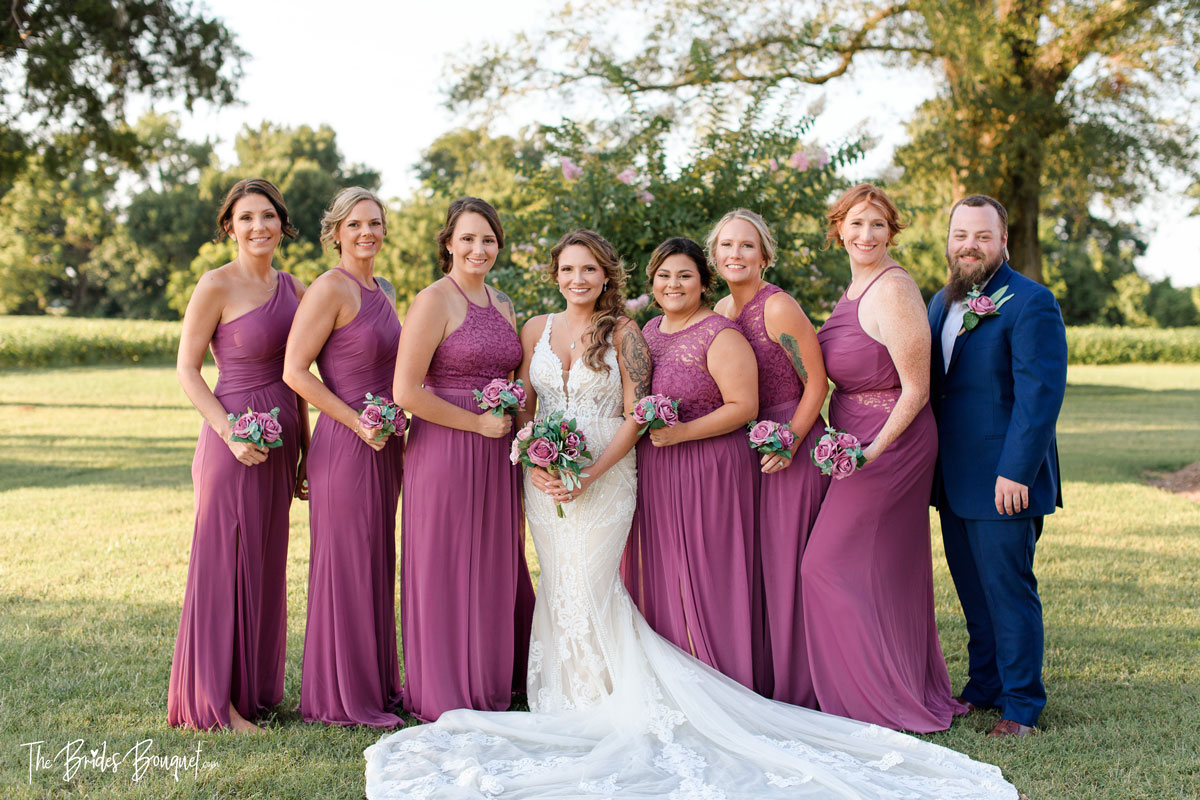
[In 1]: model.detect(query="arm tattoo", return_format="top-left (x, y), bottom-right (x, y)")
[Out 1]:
top-left (779, 333), bottom-right (809, 383)
top-left (494, 289), bottom-right (517, 324)
top-left (620, 325), bottom-right (653, 398)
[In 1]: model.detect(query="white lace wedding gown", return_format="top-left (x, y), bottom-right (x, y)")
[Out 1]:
top-left (365, 315), bottom-right (1018, 799)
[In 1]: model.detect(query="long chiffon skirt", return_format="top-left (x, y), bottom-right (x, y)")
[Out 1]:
top-left (401, 386), bottom-right (535, 722)
top-left (300, 415), bottom-right (404, 728)
top-left (756, 404), bottom-right (829, 707)
top-left (623, 429), bottom-right (758, 690)
top-left (168, 382), bottom-right (298, 729)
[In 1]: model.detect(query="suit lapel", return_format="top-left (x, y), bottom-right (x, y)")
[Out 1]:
top-left (930, 294), bottom-right (950, 376)
top-left (946, 262), bottom-right (1014, 375)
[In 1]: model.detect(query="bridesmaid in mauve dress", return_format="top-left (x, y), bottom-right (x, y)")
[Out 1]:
top-left (620, 237), bottom-right (760, 691)
top-left (283, 188), bottom-right (404, 728)
top-left (709, 209), bottom-right (830, 707)
top-left (801, 184), bottom-right (965, 732)
top-left (170, 178), bottom-right (308, 732)
top-left (393, 197), bottom-right (535, 722)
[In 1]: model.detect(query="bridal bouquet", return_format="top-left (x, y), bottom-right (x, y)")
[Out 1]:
top-left (359, 393), bottom-right (406, 440)
top-left (630, 394), bottom-right (679, 435)
top-left (228, 407), bottom-right (283, 449)
top-left (474, 378), bottom-right (527, 417)
top-left (511, 411), bottom-right (593, 517)
top-left (810, 427), bottom-right (867, 480)
top-left (746, 419), bottom-right (795, 457)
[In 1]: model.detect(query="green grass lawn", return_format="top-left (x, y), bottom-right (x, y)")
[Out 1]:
top-left (1, 363), bottom-right (1197, 799)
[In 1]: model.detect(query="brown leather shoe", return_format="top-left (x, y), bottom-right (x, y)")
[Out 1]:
top-left (987, 719), bottom-right (1035, 738)
top-left (954, 696), bottom-right (985, 713)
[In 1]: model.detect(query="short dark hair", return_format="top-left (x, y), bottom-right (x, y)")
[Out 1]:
top-left (214, 178), bottom-right (298, 242)
top-left (645, 237), bottom-right (714, 306)
top-left (949, 194), bottom-right (1008, 232)
top-left (436, 197), bottom-right (505, 274)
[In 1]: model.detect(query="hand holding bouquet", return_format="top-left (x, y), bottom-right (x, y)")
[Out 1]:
top-left (228, 406), bottom-right (284, 449)
top-left (811, 427), bottom-right (867, 480)
top-left (474, 378), bottom-right (527, 417)
top-left (630, 394), bottom-right (679, 435)
top-left (510, 411), bottom-right (593, 517)
top-left (358, 393), bottom-right (406, 441)
top-left (746, 419), bottom-right (795, 457)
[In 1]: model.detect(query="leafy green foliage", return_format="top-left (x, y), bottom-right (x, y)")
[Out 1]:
top-left (1065, 325), bottom-right (1200, 363)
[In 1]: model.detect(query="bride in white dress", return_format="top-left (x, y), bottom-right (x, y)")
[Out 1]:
top-left (365, 230), bottom-right (1018, 799)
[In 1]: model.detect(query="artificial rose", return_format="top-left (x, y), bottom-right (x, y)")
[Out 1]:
top-left (835, 431), bottom-right (860, 450)
top-left (510, 382), bottom-right (528, 407)
top-left (564, 431), bottom-right (582, 450)
top-left (748, 421), bottom-right (775, 446)
top-left (257, 412), bottom-right (283, 443)
top-left (631, 401), bottom-right (653, 424)
top-left (393, 412), bottom-right (407, 435)
top-left (655, 399), bottom-right (679, 426)
top-left (232, 412), bottom-right (259, 440)
top-left (967, 294), bottom-right (998, 315)
top-left (563, 447), bottom-right (581, 461)
top-left (778, 427), bottom-right (795, 450)
top-left (360, 404), bottom-right (385, 431)
top-left (509, 438), bottom-right (522, 465)
top-left (527, 437), bottom-right (559, 468)
top-left (812, 438), bottom-right (837, 463)
top-left (479, 379), bottom-right (506, 407)
top-left (831, 451), bottom-right (857, 480)
top-left (516, 422), bottom-right (534, 441)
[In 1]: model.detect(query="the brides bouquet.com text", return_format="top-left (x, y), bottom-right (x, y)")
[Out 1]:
top-left (511, 410), bottom-right (593, 517)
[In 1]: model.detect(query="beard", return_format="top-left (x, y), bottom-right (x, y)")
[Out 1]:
top-left (944, 248), bottom-right (1004, 307)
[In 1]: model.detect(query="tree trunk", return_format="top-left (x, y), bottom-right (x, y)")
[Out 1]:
top-left (1004, 166), bottom-right (1044, 284)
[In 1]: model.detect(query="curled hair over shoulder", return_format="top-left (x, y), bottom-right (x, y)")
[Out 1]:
top-left (645, 237), bottom-right (714, 306)
top-left (824, 183), bottom-right (906, 248)
top-left (547, 230), bottom-right (628, 373)
top-left (320, 187), bottom-right (388, 252)
top-left (705, 208), bottom-right (777, 270)
top-left (214, 178), bottom-right (298, 242)
top-left (949, 194), bottom-right (1009, 232)
top-left (436, 197), bottom-right (505, 274)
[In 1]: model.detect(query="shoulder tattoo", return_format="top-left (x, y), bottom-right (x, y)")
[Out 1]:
top-left (620, 324), bottom-right (653, 398)
top-left (779, 333), bottom-right (809, 383)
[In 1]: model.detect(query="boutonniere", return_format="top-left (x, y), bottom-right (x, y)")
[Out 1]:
top-left (960, 283), bottom-right (1013, 332)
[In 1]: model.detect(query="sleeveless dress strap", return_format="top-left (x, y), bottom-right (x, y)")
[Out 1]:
top-left (852, 265), bottom-right (905, 302)
top-left (332, 266), bottom-right (375, 292)
top-left (445, 275), bottom-right (492, 308)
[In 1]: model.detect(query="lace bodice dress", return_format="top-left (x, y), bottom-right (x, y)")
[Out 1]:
top-left (365, 315), bottom-right (1018, 800)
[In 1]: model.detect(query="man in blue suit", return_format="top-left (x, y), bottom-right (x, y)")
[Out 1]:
top-left (929, 195), bottom-right (1067, 738)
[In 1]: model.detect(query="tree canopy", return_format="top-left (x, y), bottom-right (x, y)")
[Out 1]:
top-left (0, 0), bottom-right (244, 186)
top-left (448, 0), bottom-right (1200, 283)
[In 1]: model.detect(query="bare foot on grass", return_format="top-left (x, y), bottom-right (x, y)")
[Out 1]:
top-left (229, 703), bottom-right (261, 734)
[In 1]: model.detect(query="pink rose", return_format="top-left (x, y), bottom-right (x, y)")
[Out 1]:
top-left (479, 378), bottom-right (507, 408)
top-left (812, 438), bottom-right (837, 464)
top-left (509, 437), bottom-right (522, 465)
top-left (360, 404), bottom-right (385, 431)
top-left (232, 411), bottom-right (258, 440)
top-left (655, 398), bottom-right (678, 427)
top-left (564, 447), bottom-right (581, 461)
top-left (393, 412), bottom-right (407, 435)
top-left (835, 431), bottom-right (859, 450)
top-left (564, 431), bottom-right (582, 450)
top-left (748, 420), bottom-right (774, 446)
top-left (831, 451), bottom-right (857, 480)
top-left (778, 427), bottom-right (795, 450)
top-left (257, 412), bottom-right (282, 443)
top-left (516, 422), bottom-right (534, 441)
top-left (967, 295), bottom-right (997, 315)
top-left (510, 382), bottom-right (527, 407)
top-left (527, 437), bottom-right (558, 468)
top-left (632, 400), bottom-right (652, 425)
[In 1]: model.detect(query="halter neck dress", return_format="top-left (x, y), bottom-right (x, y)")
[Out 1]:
top-left (168, 273), bottom-right (301, 729)
top-left (400, 276), bottom-right (536, 722)
top-left (730, 282), bottom-right (830, 707)
top-left (299, 267), bottom-right (404, 727)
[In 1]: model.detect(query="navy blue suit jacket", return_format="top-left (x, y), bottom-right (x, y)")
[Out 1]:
top-left (929, 263), bottom-right (1067, 521)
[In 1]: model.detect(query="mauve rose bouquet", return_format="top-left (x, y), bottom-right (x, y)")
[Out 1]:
top-left (961, 283), bottom-right (1014, 332)
top-left (810, 426), bottom-right (867, 480)
top-left (510, 410), bottom-right (593, 517)
top-left (474, 378), bottom-right (527, 417)
top-left (630, 394), bottom-right (680, 436)
top-left (228, 406), bottom-right (284, 449)
top-left (359, 392), bottom-right (406, 441)
top-left (746, 419), bottom-right (796, 458)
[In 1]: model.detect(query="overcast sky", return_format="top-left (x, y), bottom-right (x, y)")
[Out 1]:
top-left (177, 0), bottom-right (1198, 286)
